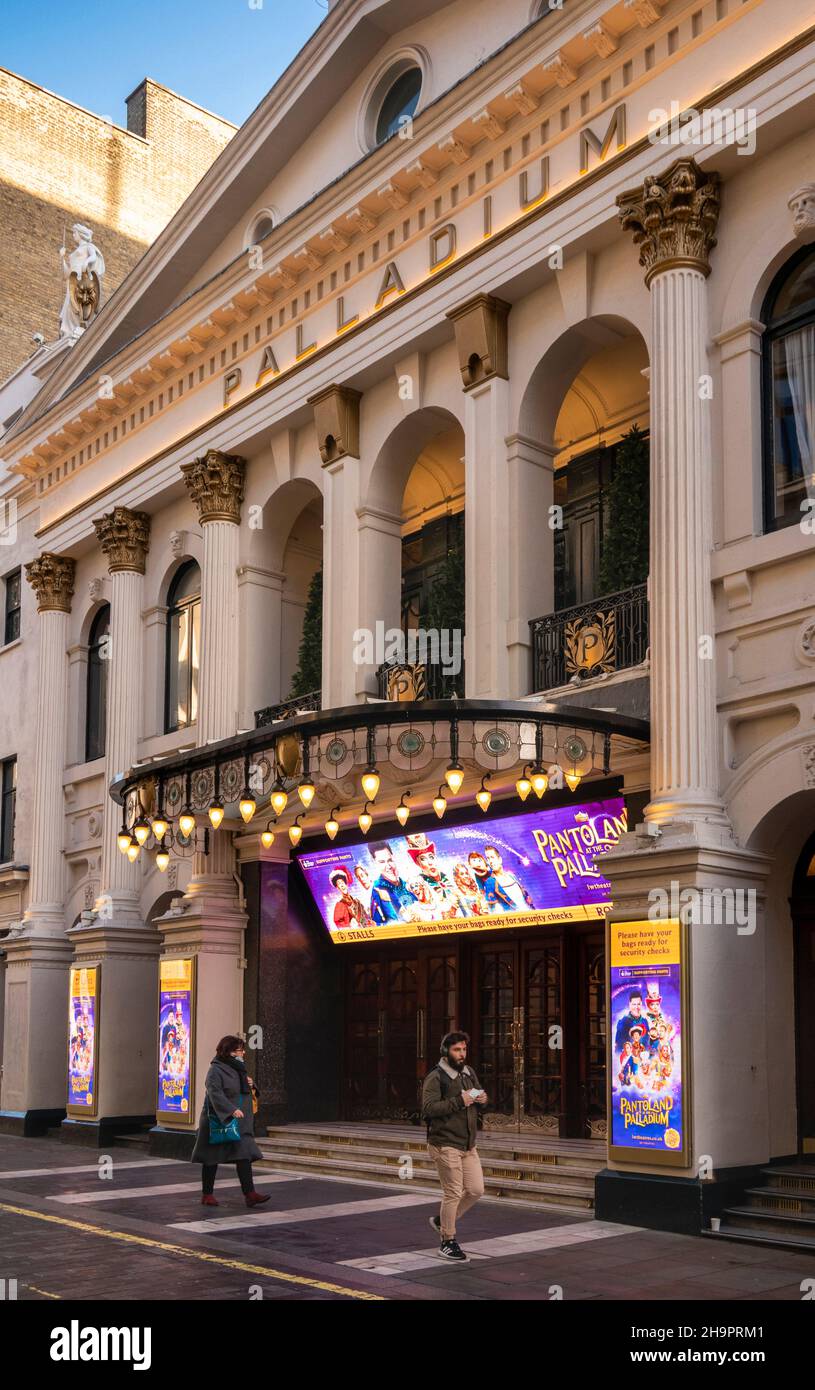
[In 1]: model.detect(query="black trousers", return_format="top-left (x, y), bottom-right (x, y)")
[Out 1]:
top-left (202, 1159), bottom-right (254, 1195)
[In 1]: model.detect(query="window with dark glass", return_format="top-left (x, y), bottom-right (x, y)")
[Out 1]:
top-left (165, 560), bottom-right (201, 733)
top-left (85, 604), bottom-right (110, 762)
top-left (376, 67), bottom-right (422, 145)
top-left (1, 756), bottom-right (16, 864)
top-left (3, 569), bottom-right (21, 645)
top-left (763, 246), bottom-right (815, 532)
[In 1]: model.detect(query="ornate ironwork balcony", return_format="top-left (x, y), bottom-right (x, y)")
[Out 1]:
top-left (530, 583), bottom-right (648, 694)
top-left (376, 660), bottom-right (464, 702)
top-left (255, 690), bottom-right (321, 728)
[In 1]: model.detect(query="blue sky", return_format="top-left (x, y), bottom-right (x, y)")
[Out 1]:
top-left (3, 0), bottom-right (326, 128)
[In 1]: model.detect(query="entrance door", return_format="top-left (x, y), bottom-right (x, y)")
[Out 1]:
top-left (344, 948), bottom-right (458, 1121)
top-left (473, 931), bottom-right (606, 1137)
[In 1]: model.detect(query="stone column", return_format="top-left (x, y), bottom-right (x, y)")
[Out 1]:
top-left (447, 294), bottom-right (511, 700)
top-left (618, 158), bottom-right (725, 828)
top-left (505, 435), bottom-right (557, 697)
top-left (309, 385), bottom-right (363, 709)
top-left (151, 453), bottom-right (248, 1150)
top-left (0, 555), bottom-right (75, 1132)
top-left (93, 507), bottom-right (151, 918)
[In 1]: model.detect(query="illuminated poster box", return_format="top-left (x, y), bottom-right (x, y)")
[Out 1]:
top-left (157, 958), bottom-right (195, 1124)
top-left (296, 796), bottom-right (626, 944)
top-left (608, 917), bottom-right (689, 1166)
top-left (67, 965), bottom-right (99, 1116)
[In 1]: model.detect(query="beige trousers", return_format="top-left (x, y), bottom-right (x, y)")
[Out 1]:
top-left (428, 1144), bottom-right (485, 1240)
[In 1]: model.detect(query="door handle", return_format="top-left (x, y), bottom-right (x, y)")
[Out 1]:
top-left (416, 1008), bottom-right (426, 1060)
top-left (378, 1009), bottom-right (386, 1059)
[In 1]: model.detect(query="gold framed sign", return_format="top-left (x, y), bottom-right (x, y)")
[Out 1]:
top-left (607, 917), bottom-right (690, 1167)
top-left (156, 957), bottom-right (197, 1127)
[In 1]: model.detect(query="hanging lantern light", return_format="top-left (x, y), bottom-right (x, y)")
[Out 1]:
top-left (289, 815), bottom-right (304, 847)
top-left (515, 766), bottom-right (532, 802)
top-left (155, 843), bottom-right (170, 873)
top-left (126, 836), bottom-right (141, 863)
top-left (178, 807), bottom-right (196, 838)
top-left (270, 782), bottom-right (289, 816)
top-left (208, 801), bottom-right (225, 830)
top-left (133, 816), bottom-right (150, 847)
top-left (325, 808), bottom-right (341, 841)
top-left (151, 813), bottom-right (168, 842)
top-left (239, 788), bottom-right (257, 823)
top-left (361, 767), bottom-right (380, 802)
top-left (297, 777), bottom-right (316, 810)
top-left (433, 786), bottom-right (448, 820)
top-left (565, 769), bottom-right (582, 793)
top-left (358, 803), bottom-right (373, 835)
top-left (260, 822), bottom-right (276, 850)
top-left (444, 761), bottom-right (465, 796)
top-left (117, 824), bottom-right (132, 855)
top-left (395, 792), bottom-right (412, 827)
top-left (531, 766), bottom-right (549, 799)
top-left (475, 774), bottom-right (492, 814)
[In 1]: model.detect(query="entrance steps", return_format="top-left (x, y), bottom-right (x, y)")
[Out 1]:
top-left (256, 1122), bottom-right (605, 1213)
top-left (709, 1164), bottom-right (815, 1253)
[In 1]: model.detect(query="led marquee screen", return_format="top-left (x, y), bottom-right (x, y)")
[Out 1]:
top-left (296, 796), bottom-right (626, 943)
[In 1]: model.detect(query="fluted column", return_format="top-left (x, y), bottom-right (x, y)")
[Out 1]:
top-left (618, 158), bottom-right (725, 827)
top-left (23, 553), bottom-right (75, 926)
top-left (93, 507), bottom-right (151, 911)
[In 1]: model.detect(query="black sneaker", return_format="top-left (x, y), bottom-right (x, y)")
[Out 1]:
top-left (438, 1238), bottom-right (468, 1263)
top-left (428, 1214), bottom-right (441, 1235)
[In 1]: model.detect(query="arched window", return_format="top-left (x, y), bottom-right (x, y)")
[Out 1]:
top-left (375, 67), bottom-right (422, 145)
top-left (85, 604), bottom-right (110, 762)
top-left (165, 561), bottom-right (201, 733)
top-left (763, 246), bottom-right (815, 531)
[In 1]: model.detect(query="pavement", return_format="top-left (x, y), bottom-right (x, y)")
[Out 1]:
top-left (1, 1133), bottom-right (814, 1302)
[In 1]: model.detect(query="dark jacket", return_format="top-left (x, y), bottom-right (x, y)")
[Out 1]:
top-left (422, 1059), bottom-right (482, 1151)
top-left (191, 1057), bottom-right (263, 1166)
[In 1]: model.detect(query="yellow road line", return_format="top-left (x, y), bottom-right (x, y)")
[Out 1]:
top-left (0, 1202), bottom-right (385, 1301)
top-left (24, 1284), bottom-right (61, 1299)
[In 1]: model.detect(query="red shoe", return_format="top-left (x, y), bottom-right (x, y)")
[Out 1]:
top-left (245, 1191), bottom-right (271, 1209)
top-left (201, 1194), bottom-right (219, 1207)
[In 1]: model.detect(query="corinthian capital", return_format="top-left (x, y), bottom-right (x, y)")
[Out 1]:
top-left (180, 449), bottom-right (246, 524)
top-left (617, 157), bottom-right (721, 287)
top-left (93, 506), bottom-right (151, 574)
top-left (25, 552), bottom-right (76, 613)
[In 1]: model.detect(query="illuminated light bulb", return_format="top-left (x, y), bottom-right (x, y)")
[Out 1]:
top-left (433, 790), bottom-right (447, 820)
top-left (289, 821), bottom-right (303, 847)
top-left (156, 846), bottom-right (170, 873)
top-left (270, 786), bottom-right (288, 816)
top-left (476, 786), bottom-right (492, 814)
top-left (297, 780), bottom-right (316, 810)
top-left (126, 837), bottom-right (141, 864)
top-left (208, 801), bottom-right (225, 830)
top-left (178, 809), bottom-right (196, 838)
top-left (117, 828), bottom-right (131, 855)
top-left (260, 827), bottom-right (275, 850)
top-left (444, 763), bottom-right (465, 796)
top-left (325, 812), bottom-right (340, 841)
top-left (239, 790), bottom-right (257, 824)
top-left (358, 807), bottom-right (373, 835)
top-left (151, 816), bottom-right (168, 842)
top-left (515, 774), bottom-right (532, 802)
top-left (361, 768), bottom-right (381, 802)
top-left (531, 771), bottom-right (549, 799)
top-left (395, 800), bottom-right (410, 827)
top-left (133, 817), bottom-right (150, 847)
top-left (565, 770), bottom-right (582, 793)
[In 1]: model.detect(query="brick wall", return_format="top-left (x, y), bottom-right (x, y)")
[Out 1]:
top-left (0, 70), bottom-right (235, 383)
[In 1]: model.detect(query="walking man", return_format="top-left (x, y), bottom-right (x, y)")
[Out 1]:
top-left (422, 1030), bottom-right (487, 1262)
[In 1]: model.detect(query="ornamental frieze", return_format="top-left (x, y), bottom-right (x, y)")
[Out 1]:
top-left (25, 553), bottom-right (76, 613)
top-left (93, 507), bottom-right (151, 574)
top-left (180, 450), bottom-right (246, 524)
top-left (617, 157), bottom-right (721, 286)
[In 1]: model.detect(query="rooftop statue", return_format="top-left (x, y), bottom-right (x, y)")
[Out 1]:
top-left (58, 223), bottom-right (106, 339)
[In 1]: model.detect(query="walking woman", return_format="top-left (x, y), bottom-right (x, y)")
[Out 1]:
top-left (192, 1035), bottom-right (271, 1208)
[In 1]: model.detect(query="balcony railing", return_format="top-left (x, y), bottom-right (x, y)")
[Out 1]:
top-left (255, 689), bottom-right (321, 728)
top-left (376, 660), bottom-right (464, 702)
top-left (530, 583), bottom-right (648, 694)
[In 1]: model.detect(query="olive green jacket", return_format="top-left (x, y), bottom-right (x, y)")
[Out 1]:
top-left (422, 1059), bottom-right (482, 1151)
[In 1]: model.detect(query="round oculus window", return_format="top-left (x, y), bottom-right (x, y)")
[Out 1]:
top-left (375, 67), bottom-right (422, 145)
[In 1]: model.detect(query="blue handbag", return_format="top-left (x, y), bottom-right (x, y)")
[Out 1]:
top-left (207, 1098), bottom-right (242, 1145)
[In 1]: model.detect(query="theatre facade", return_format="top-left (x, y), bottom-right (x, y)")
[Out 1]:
top-left (2, 0), bottom-right (815, 1236)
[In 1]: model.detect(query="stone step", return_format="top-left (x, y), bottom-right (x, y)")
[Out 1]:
top-left (111, 1132), bottom-right (151, 1150)
top-left (741, 1186), bottom-right (815, 1214)
top-left (759, 1165), bottom-right (815, 1192)
top-left (261, 1124), bottom-right (604, 1170)
top-left (257, 1135), bottom-right (600, 1185)
top-left (255, 1148), bottom-right (594, 1212)
top-left (719, 1205), bottom-right (815, 1245)
top-left (706, 1226), bottom-right (815, 1255)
